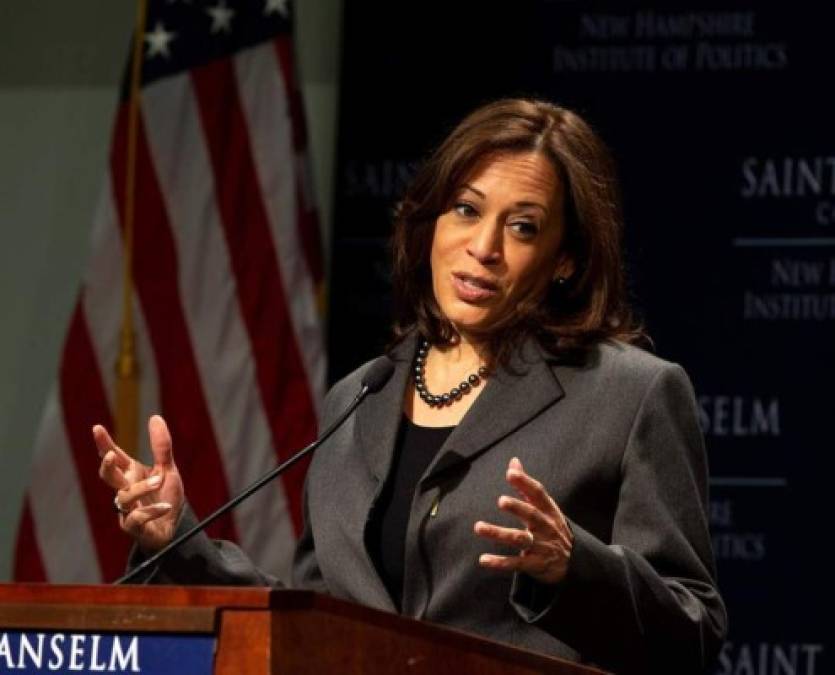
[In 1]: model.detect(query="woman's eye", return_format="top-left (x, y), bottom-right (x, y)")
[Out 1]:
top-left (453, 202), bottom-right (478, 218)
top-left (509, 221), bottom-right (539, 238)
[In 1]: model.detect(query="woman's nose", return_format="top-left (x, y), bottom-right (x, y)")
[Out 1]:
top-left (466, 219), bottom-right (502, 265)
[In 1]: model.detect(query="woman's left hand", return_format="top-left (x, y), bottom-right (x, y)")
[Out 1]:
top-left (474, 457), bottom-right (574, 584)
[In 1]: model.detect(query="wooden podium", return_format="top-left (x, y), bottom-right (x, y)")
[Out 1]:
top-left (0, 584), bottom-right (607, 674)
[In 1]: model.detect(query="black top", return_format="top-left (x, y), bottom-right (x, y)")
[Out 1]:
top-left (366, 415), bottom-right (454, 610)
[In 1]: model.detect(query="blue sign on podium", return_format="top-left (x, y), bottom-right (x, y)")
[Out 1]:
top-left (0, 630), bottom-right (214, 674)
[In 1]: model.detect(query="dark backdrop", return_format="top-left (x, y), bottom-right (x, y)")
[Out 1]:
top-left (328, 3), bottom-right (833, 672)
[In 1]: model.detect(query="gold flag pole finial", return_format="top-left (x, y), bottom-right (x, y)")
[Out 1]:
top-left (115, 0), bottom-right (149, 457)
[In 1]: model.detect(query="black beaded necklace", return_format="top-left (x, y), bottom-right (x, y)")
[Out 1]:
top-left (413, 339), bottom-right (488, 407)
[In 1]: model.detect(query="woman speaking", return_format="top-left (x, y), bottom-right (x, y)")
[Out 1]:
top-left (94, 98), bottom-right (727, 674)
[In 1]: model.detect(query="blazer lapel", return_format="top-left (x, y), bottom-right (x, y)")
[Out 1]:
top-left (347, 335), bottom-right (417, 613)
top-left (421, 338), bottom-right (565, 485)
top-left (356, 333), bottom-right (417, 481)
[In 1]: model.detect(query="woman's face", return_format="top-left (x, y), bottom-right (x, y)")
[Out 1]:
top-left (430, 151), bottom-right (570, 340)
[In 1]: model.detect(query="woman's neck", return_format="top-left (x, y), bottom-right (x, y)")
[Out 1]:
top-left (423, 334), bottom-right (488, 394)
top-left (431, 334), bottom-right (486, 370)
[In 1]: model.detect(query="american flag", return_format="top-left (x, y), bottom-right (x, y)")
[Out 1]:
top-left (14, 0), bottom-right (325, 583)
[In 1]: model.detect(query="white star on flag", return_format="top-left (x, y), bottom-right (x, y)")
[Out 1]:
top-left (264, 0), bottom-right (289, 17)
top-left (207, 1), bottom-right (236, 34)
top-left (144, 21), bottom-right (176, 59)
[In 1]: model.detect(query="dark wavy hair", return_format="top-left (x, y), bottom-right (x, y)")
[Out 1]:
top-left (391, 98), bottom-right (646, 365)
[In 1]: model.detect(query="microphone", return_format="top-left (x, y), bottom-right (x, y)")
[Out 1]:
top-left (115, 356), bottom-right (395, 585)
top-left (360, 355), bottom-right (396, 393)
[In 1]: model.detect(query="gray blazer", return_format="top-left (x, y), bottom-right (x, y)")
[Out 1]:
top-left (147, 334), bottom-right (727, 674)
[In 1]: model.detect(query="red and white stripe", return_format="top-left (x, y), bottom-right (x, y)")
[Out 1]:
top-left (15, 39), bottom-right (324, 584)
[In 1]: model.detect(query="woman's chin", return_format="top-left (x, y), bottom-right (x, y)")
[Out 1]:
top-left (445, 314), bottom-right (496, 342)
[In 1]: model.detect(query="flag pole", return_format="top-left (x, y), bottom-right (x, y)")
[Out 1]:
top-left (115, 0), bottom-right (149, 456)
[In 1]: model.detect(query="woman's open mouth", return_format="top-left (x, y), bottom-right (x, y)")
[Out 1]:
top-left (452, 272), bottom-right (499, 302)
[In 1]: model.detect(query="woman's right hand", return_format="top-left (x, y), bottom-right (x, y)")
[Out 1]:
top-left (93, 414), bottom-right (184, 553)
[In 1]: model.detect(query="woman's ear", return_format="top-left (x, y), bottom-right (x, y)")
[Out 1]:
top-left (552, 256), bottom-right (575, 284)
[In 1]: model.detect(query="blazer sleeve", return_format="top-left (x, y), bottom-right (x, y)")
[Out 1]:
top-left (126, 503), bottom-right (282, 586)
top-left (126, 481), bottom-right (329, 592)
top-left (510, 363), bottom-right (728, 674)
